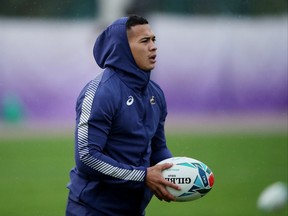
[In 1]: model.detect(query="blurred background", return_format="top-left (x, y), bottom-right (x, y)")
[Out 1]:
top-left (0, 1), bottom-right (287, 215)
top-left (0, 0), bottom-right (287, 132)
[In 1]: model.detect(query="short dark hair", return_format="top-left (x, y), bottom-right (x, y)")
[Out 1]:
top-left (126, 15), bottom-right (149, 30)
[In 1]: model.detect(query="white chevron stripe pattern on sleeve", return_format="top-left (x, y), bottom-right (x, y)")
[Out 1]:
top-left (77, 76), bottom-right (145, 182)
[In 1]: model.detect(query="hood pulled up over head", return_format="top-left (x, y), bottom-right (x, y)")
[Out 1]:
top-left (93, 17), bottom-right (151, 91)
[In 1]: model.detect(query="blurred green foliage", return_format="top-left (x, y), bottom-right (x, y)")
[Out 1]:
top-left (153, 0), bottom-right (288, 15)
top-left (0, 0), bottom-right (96, 18)
top-left (0, 0), bottom-right (287, 18)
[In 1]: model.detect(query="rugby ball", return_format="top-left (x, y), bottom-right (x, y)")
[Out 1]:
top-left (158, 157), bottom-right (215, 202)
top-left (257, 182), bottom-right (288, 212)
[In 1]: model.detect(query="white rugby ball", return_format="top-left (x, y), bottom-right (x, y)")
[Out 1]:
top-left (257, 182), bottom-right (288, 212)
top-left (158, 157), bottom-right (215, 202)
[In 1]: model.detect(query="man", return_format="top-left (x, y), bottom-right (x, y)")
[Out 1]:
top-left (66, 15), bottom-right (180, 216)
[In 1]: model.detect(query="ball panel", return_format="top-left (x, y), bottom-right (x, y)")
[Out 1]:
top-left (208, 173), bottom-right (215, 187)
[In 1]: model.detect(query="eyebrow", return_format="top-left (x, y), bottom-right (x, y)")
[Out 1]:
top-left (139, 35), bottom-right (156, 41)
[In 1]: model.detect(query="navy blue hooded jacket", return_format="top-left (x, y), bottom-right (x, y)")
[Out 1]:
top-left (67, 17), bottom-right (172, 216)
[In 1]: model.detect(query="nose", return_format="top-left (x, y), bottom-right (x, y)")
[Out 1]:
top-left (150, 41), bottom-right (157, 51)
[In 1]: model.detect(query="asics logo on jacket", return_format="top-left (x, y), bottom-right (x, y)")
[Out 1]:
top-left (126, 96), bottom-right (134, 106)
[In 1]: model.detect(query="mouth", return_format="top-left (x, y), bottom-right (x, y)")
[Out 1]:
top-left (149, 54), bottom-right (157, 63)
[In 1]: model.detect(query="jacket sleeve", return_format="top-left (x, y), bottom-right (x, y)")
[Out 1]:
top-left (74, 78), bottom-right (146, 189)
top-left (150, 88), bottom-right (173, 165)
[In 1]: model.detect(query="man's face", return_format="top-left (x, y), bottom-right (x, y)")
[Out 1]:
top-left (127, 24), bottom-right (157, 71)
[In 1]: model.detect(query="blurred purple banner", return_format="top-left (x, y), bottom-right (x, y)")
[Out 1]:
top-left (0, 15), bottom-right (287, 123)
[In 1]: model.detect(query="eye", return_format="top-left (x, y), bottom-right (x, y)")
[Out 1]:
top-left (140, 37), bottom-right (156, 44)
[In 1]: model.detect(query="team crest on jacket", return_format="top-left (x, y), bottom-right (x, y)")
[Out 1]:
top-left (126, 96), bottom-right (134, 106)
top-left (150, 96), bottom-right (156, 104)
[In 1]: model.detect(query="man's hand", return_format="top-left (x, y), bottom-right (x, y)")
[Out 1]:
top-left (146, 163), bottom-right (181, 202)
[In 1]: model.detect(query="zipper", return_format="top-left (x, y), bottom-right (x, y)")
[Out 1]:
top-left (139, 91), bottom-right (150, 165)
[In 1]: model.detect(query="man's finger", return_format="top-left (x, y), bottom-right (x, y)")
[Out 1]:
top-left (163, 179), bottom-right (181, 190)
top-left (159, 162), bottom-right (173, 170)
top-left (159, 186), bottom-right (176, 202)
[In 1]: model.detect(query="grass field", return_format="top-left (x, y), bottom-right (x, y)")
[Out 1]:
top-left (0, 130), bottom-right (287, 216)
